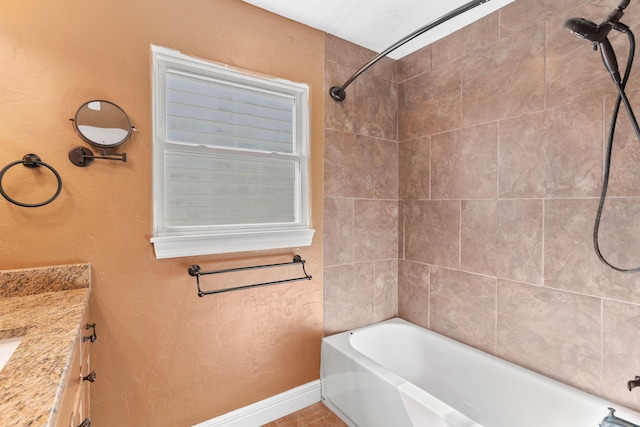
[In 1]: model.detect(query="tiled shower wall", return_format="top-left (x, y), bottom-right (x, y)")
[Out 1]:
top-left (324, 0), bottom-right (640, 412)
top-left (323, 34), bottom-right (399, 335)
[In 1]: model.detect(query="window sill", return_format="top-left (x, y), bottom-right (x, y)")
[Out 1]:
top-left (150, 228), bottom-right (315, 259)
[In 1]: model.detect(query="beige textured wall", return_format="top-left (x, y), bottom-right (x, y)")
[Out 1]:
top-left (0, 1), bottom-right (324, 425)
top-left (323, 0), bottom-right (640, 414)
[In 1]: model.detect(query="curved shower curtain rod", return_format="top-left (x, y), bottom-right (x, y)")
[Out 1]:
top-left (329, 0), bottom-right (493, 101)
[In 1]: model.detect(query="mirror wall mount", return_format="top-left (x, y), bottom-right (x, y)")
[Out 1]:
top-left (68, 147), bottom-right (127, 167)
top-left (68, 100), bottom-right (135, 167)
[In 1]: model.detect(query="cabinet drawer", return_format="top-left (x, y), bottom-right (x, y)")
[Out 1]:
top-left (55, 307), bottom-right (93, 427)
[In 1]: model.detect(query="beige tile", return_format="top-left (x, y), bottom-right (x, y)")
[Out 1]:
top-left (398, 197), bottom-right (405, 258)
top-left (606, 89), bottom-right (640, 197)
top-left (430, 267), bottom-right (497, 354)
top-left (404, 200), bottom-right (460, 269)
top-left (353, 72), bottom-right (397, 140)
top-left (603, 300), bottom-right (640, 412)
top-left (500, 0), bottom-right (589, 39)
top-left (323, 198), bottom-right (353, 267)
top-left (325, 34), bottom-right (395, 82)
top-left (498, 102), bottom-right (602, 198)
top-left (544, 199), bottom-right (640, 303)
top-left (324, 60), bottom-right (357, 133)
top-left (544, 198), bottom-right (606, 291)
top-left (401, 60), bottom-right (461, 139)
top-left (324, 130), bottom-right (374, 198)
top-left (432, 12), bottom-right (499, 66)
top-left (398, 260), bottom-right (430, 328)
top-left (399, 136), bottom-right (430, 200)
top-left (323, 263), bottom-right (374, 335)
top-left (374, 138), bottom-right (398, 200)
top-left (354, 200), bottom-right (398, 262)
top-left (397, 44), bottom-right (431, 83)
top-left (461, 22), bottom-right (544, 126)
top-left (325, 34), bottom-right (370, 71)
top-left (595, 198), bottom-right (640, 275)
top-left (431, 122), bottom-right (497, 200)
top-left (326, 31), bottom-right (398, 141)
top-left (461, 199), bottom-right (542, 285)
top-left (398, 82), bottom-right (406, 141)
top-left (374, 259), bottom-right (398, 322)
top-left (497, 280), bottom-right (601, 394)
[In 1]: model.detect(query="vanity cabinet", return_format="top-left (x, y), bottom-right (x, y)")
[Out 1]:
top-left (55, 308), bottom-right (94, 427)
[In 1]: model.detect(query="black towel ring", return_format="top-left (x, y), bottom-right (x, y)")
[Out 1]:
top-left (0, 154), bottom-right (63, 207)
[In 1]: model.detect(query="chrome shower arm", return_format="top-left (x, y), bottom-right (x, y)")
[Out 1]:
top-left (329, 0), bottom-right (493, 101)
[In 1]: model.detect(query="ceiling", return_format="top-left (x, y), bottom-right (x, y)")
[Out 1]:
top-left (241, 0), bottom-right (516, 59)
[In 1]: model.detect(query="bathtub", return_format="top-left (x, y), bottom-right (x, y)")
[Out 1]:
top-left (320, 318), bottom-right (640, 427)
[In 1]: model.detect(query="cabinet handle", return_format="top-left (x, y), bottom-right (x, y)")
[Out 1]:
top-left (83, 323), bottom-right (97, 343)
top-left (82, 371), bottom-right (96, 382)
top-left (77, 418), bottom-right (91, 427)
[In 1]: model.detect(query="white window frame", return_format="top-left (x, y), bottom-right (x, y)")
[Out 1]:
top-left (150, 45), bottom-right (314, 259)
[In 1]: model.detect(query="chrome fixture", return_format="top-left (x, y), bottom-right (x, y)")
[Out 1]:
top-left (329, 0), bottom-right (492, 101)
top-left (628, 376), bottom-right (640, 391)
top-left (601, 407), bottom-right (640, 427)
top-left (69, 100), bottom-right (136, 167)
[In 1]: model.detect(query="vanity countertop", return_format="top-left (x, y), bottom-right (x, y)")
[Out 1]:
top-left (0, 264), bottom-right (91, 427)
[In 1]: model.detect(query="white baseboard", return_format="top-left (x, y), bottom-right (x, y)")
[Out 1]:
top-left (192, 380), bottom-right (322, 427)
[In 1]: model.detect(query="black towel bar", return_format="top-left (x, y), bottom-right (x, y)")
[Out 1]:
top-left (187, 255), bottom-right (312, 297)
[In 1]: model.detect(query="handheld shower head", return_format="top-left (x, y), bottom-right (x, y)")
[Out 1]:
top-left (563, 0), bottom-right (630, 42)
top-left (562, 0), bottom-right (632, 83)
top-left (600, 37), bottom-right (622, 83)
top-left (562, 17), bottom-right (608, 42)
top-left (561, 18), bottom-right (622, 84)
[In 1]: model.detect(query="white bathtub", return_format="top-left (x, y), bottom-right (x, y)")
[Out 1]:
top-left (320, 318), bottom-right (640, 427)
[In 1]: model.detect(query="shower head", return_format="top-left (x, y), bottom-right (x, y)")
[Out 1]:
top-left (562, 0), bottom-right (632, 84)
top-left (562, 0), bottom-right (630, 42)
top-left (562, 18), bottom-right (622, 83)
top-left (562, 17), bottom-right (609, 42)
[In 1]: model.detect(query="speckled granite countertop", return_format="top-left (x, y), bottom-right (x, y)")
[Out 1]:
top-left (0, 263), bottom-right (91, 427)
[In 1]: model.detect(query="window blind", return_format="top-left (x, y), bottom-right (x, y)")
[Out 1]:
top-left (166, 72), bottom-right (295, 153)
top-left (163, 71), bottom-right (299, 228)
top-left (164, 151), bottom-right (296, 227)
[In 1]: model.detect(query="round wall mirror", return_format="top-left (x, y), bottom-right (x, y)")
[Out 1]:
top-left (72, 100), bottom-right (133, 148)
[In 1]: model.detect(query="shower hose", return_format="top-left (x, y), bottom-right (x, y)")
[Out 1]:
top-left (594, 27), bottom-right (640, 272)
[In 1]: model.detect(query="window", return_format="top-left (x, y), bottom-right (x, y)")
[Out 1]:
top-left (150, 46), bottom-right (314, 259)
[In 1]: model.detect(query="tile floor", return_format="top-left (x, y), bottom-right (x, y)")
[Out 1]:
top-left (262, 402), bottom-right (348, 427)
